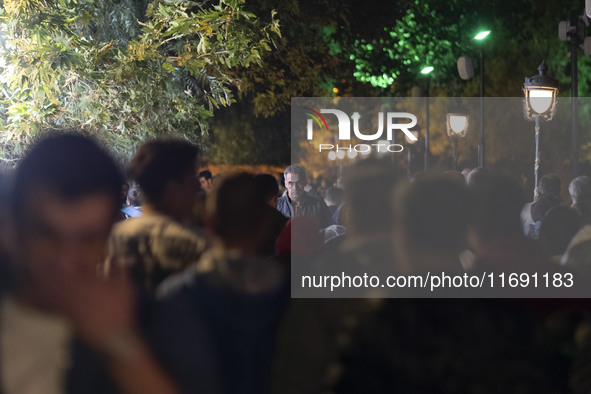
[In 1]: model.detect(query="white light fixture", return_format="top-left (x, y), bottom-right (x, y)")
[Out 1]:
top-left (523, 61), bottom-right (559, 121)
top-left (449, 115), bottom-right (468, 134)
top-left (446, 110), bottom-right (469, 139)
top-left (527, 89), bottom-right (555, 115)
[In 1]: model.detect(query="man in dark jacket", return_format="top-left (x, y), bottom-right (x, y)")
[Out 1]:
top-left (276, 165), bottom-right (330, 228)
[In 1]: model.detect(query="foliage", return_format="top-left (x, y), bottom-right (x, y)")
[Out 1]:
top-left (229, 0), bottom-right (346, 118)
top-left (0, 0), bottom-right (280, 162)
top-left (205, 102), bottom-right (290, 166)
top-left (344, 0), bottom-right (589, 97)
top-left (203, 0), bottom-right (353, 166)
top-left (333, 0), bottom-right (591, 176)
top-left (345, 0), bottom-right (484, 93)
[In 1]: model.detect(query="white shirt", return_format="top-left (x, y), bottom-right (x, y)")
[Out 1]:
top-left (1, 296), bottom-right (71, 394)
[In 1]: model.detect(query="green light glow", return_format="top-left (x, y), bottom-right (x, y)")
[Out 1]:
top-left (474, 30), bottom-right (491, 40)
top-left (420, 66), bottom-right (434, 74)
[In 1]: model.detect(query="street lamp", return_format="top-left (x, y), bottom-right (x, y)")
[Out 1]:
top-left (421, 66), bottom-right (434, 74)
top-left (474, 29), bottom-right (490, 169)
top-left (474, 30), bottom-right (491, 40)
top-left (446, 108), bottom-right (469, 171)
top-left (420, 65), bottom-right (434, 172)
top-left (523, 60), bottom-right (559, 197)
top-left (405, 128), bottom-right (420, 178)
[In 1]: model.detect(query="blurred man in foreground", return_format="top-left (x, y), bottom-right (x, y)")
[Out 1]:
top-left (1, 133), bottom-right (179, 394)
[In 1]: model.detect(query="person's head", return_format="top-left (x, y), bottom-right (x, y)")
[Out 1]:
top-left (198, 170), bottom-right (213, 193)
top-left (393, 175), bottom-right (470, 267)
top-left (284, 165), bottom-right (307, 203)
top-left (206, 173), bottom-right (268, 252)
top-left (468, 171), bottom-right (525, 247)
top-left (324, 187), bottom-right (344, 207)
top-left (127, 139), bottom-right (199, 221)
top-left (538, 174), bottom-right (561, 196)
top-left (569, 175), bottom-right (591, 206)
top-left (253, 173), bottom-right (280, 207)
top-left (10, 133), bottom-right (122, 287)
top-left (127, 187), bottom-right (142, 207)
top-left (466, 167), bottom-right (488, 186)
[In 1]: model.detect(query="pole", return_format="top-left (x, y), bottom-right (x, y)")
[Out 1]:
top-left (478, 49), bottom-right (485, 168)
top-left (534, 115), bottom-right (541, 200)
top-left (570, 10), bottom-right (580, 178)
top-left (424, 78), bottom-right (430, 172)
top-left (452, 138), bottom-right (458, 171)
top-left (407, 146), bottom-right (412, 178)
top-left (392, 127), bottom-right (397, 175)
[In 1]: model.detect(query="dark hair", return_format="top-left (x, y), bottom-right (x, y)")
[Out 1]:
top-left (396, 176), bottom-right (470, 253)
top-left (253, 173), bottom-right (279, 202)
top-left (207, 173), bottom-right (267, 242)
top-left (198, 170), bottom-right (212, 180)
top-left (12, 133), bottom-right (122, 219)
top-left (539, 174), bottom-right (561, 196)
top-left (127, 139), bottom-right (199, 205)
top-left (127, 187), bottom-right (142, 206)
top-left (468, 172), bottom-right (525, 240)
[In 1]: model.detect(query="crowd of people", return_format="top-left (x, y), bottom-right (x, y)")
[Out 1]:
top-left (1, 132), bottom-right (591, 393)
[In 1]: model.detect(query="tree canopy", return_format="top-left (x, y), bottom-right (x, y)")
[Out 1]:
top-left (0, 0), bottom-right (280, 162)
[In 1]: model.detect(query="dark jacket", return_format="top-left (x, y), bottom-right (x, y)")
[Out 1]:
top-left (276, 193), bottom-right (330, 228)
top-left (158, 251), bottom-right (290, 394)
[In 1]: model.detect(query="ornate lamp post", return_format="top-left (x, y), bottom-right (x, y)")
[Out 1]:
top-left (523, 61), bottom-right (559, 197)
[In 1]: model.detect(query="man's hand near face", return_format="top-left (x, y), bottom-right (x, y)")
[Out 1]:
top-left (30, 259), bottom-right (180, 394)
